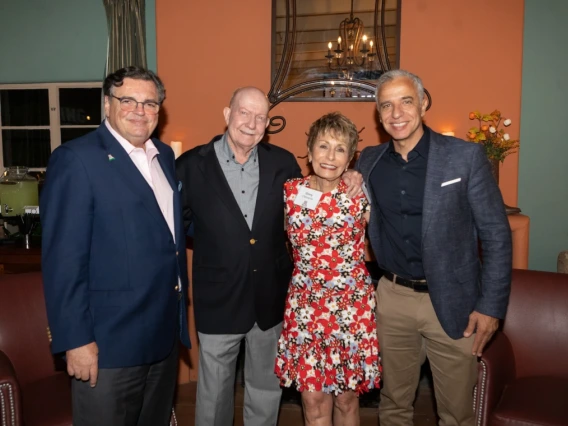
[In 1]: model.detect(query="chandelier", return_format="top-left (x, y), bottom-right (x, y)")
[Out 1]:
top-left (324, 0), bottom-right (376, 82)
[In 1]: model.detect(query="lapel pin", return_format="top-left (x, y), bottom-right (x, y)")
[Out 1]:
top-left (108, 154), bottom-right (115, 161)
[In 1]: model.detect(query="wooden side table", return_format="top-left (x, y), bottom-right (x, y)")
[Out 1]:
top-left (0, 245), bottom-right (41, 274)
top-left (508, 214), bottom-right (530, 269)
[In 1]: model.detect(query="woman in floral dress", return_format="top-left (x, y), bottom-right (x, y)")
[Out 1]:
top-left (275, 112), bottom-right (381, 426)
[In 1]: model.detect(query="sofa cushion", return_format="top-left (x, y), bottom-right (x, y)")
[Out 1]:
top-left (22, 372), bottom-right (72, 426)
top-left (490, 376), bottom-right (568, 426)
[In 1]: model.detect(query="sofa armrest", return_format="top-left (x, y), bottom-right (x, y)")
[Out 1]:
top-left (0, 350), bottom-right (23, 426)
top-left (475, 331), bottom-right (516, 425)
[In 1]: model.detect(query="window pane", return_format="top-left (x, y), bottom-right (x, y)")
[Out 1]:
top-left (61, 127), bottom-right (96, 144)
top-left (2, 130), bottom-right (51, 168)
top-left (0, 89), bottom-right (50, 126)
top-left (59, 88), bottom-right (102, 125)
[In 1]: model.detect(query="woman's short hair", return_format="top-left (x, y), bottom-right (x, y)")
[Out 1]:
top-left (306, 112), bottom-right (359, 159)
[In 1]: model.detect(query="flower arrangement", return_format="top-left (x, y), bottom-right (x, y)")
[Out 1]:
top-left (466, 110), bottom-right (519, 162)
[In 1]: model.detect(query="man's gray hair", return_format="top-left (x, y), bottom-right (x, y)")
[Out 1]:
top-left (375, 69), bottom-right (425, 104)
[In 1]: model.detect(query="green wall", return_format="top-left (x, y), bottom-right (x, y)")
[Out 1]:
top-left (146, 0), bottom-right (157, 72)
top-left (519, 0), bottom-right (568, 271)
top-left (0, 0), bottom-right (157, 84)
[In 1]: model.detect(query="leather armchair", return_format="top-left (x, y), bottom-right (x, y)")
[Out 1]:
top-left (0, 271), bottom-right (72, 426)
top-left (475, 269), bottom-right (568, 426)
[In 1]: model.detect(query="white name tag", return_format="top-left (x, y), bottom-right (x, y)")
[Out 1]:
top-left (294, 186), bottom-right (323, 210)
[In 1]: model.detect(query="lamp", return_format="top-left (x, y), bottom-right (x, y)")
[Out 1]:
top-left (170, 141), bottom-right (182, 159)
top-left (324, 0), bottom-right (376, 81)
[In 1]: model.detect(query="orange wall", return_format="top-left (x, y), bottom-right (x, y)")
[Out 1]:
top-left (156, 0), bottom-right (524, 382)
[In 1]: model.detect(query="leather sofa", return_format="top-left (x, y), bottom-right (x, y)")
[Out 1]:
top-left (475, 269), bottom-right (568, 426)
top-left (0, 271), bottom-right (72, 426)
top-left (0, 271), bottom-right (179, 426)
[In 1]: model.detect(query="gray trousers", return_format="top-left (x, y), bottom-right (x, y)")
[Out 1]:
top-left (71, 341), bottom-right (178, 426)
top-left (195, 322), bottom-right (283, 426)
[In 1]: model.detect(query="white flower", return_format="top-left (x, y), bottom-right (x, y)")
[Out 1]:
top-left (503, 133), bottom-right (510, 141)
top-left (503, 119), bottom-right (512, 126)
top-left (489, 126), bottom-right (496, 133)
top-left (306, 357), bottom-right (318, 367)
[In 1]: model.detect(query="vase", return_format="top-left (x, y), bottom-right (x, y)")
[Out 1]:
top-left (488, 158), bottom-right (521, 215)
top-left (490, 159), bottom-right (500, 184)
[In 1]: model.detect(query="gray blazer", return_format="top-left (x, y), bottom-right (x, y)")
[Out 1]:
top-left (357, 128), bottom-right (512, 339)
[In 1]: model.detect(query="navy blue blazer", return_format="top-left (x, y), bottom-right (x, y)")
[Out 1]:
top-left (41, 123), bottom-right (190, 369)
top-left (357, 128), bottom-right (512, 339)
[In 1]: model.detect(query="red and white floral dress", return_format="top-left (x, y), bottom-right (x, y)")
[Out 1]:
top-left (275, 177), bottom-right (381, 395)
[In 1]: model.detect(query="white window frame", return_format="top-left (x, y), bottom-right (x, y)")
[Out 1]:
top-left (0, 82), bottom-right (103, 172)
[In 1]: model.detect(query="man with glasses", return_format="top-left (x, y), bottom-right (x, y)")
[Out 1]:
top-left (41, 66), bottom-right (190, 426)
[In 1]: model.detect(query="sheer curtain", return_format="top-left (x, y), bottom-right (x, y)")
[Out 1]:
top-left (103, 0), bottom-right (147, 74)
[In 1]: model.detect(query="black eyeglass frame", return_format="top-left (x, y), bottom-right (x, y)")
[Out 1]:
top-left (109, 95), bottom-right (161, 114)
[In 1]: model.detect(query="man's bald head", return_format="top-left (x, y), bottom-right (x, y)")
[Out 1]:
top-left (223, 86), bottom-right (271, 157)
top-left (229, 87), bottom-right (270, 111)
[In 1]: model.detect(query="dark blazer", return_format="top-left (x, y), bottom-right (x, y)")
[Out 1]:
top-left (176, 135), bottom-right (302, 334)
top-left (41, 123), bottom-right (191, 369)
top-left (357, 128), bottom-right (512, 339)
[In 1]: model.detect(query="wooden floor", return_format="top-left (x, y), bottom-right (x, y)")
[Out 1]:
top-left (174, 379), bottom-right (438, 425)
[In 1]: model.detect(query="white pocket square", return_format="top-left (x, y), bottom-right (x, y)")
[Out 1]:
top-left (441, 178), bottom-right (461, 187)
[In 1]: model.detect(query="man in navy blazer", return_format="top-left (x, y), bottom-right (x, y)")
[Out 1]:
top-left (357, 70), bottom-right (512, 426)
top-left (41, 67), bottom-right (190, 426)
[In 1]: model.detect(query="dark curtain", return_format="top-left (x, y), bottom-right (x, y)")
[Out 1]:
top-left (103, 0), bottom-right (147, 74)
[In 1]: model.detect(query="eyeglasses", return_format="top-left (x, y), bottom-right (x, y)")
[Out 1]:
top-left (110, 95), bottom-right (161, 115)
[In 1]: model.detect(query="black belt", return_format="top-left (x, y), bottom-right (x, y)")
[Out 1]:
top-left (383, 270), bottom-right (428, 293)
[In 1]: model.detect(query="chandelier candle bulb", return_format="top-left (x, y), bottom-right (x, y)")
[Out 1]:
top-left (370, 40), bottom-right (373, 52)
top-left (170, 141), bottom-right (182, 159)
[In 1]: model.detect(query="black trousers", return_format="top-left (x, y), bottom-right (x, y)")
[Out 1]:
top-left (71, 341), bottom-right (178, 426)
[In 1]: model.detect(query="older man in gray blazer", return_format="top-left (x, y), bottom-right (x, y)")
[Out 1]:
top-left (357, 69), bottom-right (512, 426)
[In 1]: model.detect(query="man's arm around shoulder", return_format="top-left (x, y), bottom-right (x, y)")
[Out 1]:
top-left (175, 149), bottom-right (196, 233)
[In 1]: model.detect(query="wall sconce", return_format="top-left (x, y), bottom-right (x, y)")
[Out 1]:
top-left (441, 131), bottom-right (455, 137)
top-left (170, 141), bottom-right (182, 159)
